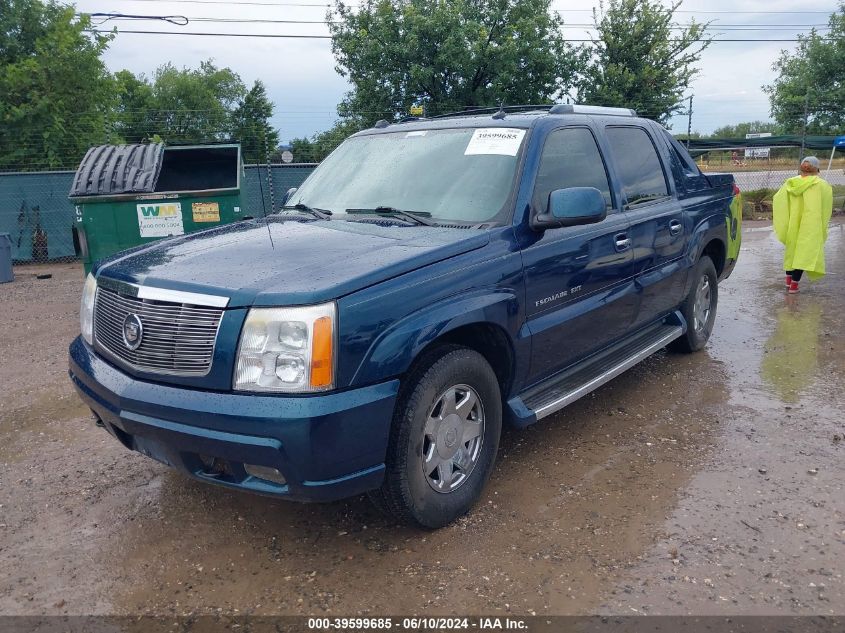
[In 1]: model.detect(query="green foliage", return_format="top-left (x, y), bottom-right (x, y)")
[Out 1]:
top-left (742, 188), bottom-right (777, 219)
top-left (113, 69), bottom-right (156, 142)
top-left (329, 0), bottom-right (579, 127)
top-left (145, 60), bottom-right (245, 143)
top-left (231, 80), bottom-right (280, 162)
top-left (710, 121), bottom-right (780, 138)
top-left (114, 63), bottom-right (280, 160)
top-left (0, 0), bottom-right (117, 169)
top-left (763, 3), bottom-right (845, 134)
top-left (575, 0), bottom-right (711, 124)
top-left (289, 119), bottom-right (363, 163)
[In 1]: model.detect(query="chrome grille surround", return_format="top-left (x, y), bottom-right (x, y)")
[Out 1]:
top-left (93, 283), bottom-right (226, 376)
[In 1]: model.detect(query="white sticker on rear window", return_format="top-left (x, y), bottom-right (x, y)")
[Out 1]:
top-left (464, 128), bottom-right (526, 156)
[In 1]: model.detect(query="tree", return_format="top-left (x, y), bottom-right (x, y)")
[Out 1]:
top-left (113, 69), bottom-right (157, 143)
top-left (289, 119), bottom-right (362, 163)
top-left (763, 3), bottom-right (845, 134)
top-left (0, 0), bottom-right (117, 169)
top-left (328, 0), bottom-right (580, 128)
top-left (231, 80), bottom-right (280, 162)
top-left (575, 0), bottom-right (710, 124)
top-left (710, 121), bottom-right (780, 138)
top-left (145, 60), bottom-right (245, 143)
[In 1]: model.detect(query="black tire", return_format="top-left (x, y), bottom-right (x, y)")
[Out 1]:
top-left (369, 345), bottom-right (502, 529)
top-left (670, 255), bottom-right (718, 353)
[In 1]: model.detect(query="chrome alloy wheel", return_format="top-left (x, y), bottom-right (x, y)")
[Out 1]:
top-left (421, 384), bottom-right (485, 493)
top-left (692, 275), bottom-right (712, 334)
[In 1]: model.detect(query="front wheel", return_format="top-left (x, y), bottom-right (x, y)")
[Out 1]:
top-left (670, 255), bottom-right (718, 353)
top-left (369, 346), bottom-right (502, 529)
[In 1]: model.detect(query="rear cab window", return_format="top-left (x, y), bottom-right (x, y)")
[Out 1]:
top-left (604, 126), bottom-right (670, 208)
top-left (662, 131), bottom-right (709, 194)
top-left (532, 127), bottom-right (615, 215)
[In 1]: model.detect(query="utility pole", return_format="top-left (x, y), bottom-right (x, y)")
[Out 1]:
top-left (686, 95), bottom-right (693, 149)
top-left (799, 92), bottom-right (810, 161)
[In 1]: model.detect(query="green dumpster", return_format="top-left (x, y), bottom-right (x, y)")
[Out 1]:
top-left (69, 143), bottom-right (245, 274)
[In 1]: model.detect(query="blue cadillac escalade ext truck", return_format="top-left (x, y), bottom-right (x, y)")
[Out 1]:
top-left (69, 104), bottom-right (741, 528)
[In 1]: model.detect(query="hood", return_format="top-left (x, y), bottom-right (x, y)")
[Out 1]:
top-left (784, 175), bottom-right (822, 196)
top-left (95, 217), bottom-right (490, 307)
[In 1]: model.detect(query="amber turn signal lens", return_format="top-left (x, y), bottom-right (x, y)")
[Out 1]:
top-left (310, 316), bottom-right (334, 388)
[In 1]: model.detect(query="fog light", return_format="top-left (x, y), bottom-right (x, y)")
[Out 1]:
top-left (244, 464), bottom-right (287, 485)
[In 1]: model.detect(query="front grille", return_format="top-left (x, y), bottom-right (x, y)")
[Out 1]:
top-left (94, 287), bottom-right (224, 376)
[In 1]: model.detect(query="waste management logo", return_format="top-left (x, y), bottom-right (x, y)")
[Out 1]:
top-left (136, 203), bottom-right (185, 238)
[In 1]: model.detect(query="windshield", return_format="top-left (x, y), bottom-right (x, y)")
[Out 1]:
top-left (287, 127), bottom-right (526, 224)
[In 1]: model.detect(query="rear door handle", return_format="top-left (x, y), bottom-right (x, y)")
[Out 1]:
top-left (669, 220), bottom-right (683, 236)
top-left (615, 233), bottom-right (631, 252)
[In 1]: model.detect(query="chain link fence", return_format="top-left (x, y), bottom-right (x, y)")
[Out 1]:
top-left (0, 164), bottom-right (315, 264)
top-left (694, 149), bottom-right (845, 219)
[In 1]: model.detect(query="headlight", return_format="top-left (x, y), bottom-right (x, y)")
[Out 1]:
top-left (234, 303), bottom-right (336, 393)
top-left (80, 273), bottom-right (97, 345)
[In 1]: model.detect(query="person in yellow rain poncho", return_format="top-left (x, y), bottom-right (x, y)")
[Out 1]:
top-left (773, 156), bottom-right (833, 293)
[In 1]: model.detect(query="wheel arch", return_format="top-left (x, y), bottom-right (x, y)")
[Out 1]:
top-left (349, 289), bottom-right (524, 396)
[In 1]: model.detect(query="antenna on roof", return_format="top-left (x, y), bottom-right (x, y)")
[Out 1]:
top-left (256, 137), bottom-right (275, 249)
top-left (492, 101), bottom-right (507, 120)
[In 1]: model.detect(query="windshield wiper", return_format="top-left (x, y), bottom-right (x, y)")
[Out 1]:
top-left (281, 202), bottom-right (332, 220)
top-left (345, 206), bottom-right (436, 226)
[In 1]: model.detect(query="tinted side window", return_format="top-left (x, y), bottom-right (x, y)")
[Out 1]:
top-left (532, 127), bottom-right (613, 214)
top-left (605, 127), bottom-right (669, 206)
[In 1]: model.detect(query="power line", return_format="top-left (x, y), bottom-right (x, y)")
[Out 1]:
top-left (91, 0), bottom-right (842, 14)
top-left (89, 29), bottom-right (836, 42)
top-left (80, 13), bottom-right (834, 29)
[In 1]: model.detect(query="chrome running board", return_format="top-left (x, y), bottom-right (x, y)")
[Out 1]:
top-left (520, 319), bottom-right (685, 421)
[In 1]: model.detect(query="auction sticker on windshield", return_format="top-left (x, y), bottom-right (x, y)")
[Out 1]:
top-left (464, 128), bottom-right (526, 156)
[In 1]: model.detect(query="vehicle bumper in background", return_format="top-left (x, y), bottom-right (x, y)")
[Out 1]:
top-left (68, 336), bottom-right (399, 502)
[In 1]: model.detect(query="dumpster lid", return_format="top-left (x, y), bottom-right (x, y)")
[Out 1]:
top-left (69, 143), bottom-right (164, 197)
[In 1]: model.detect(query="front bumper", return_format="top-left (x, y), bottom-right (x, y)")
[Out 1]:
top-left (69, 336), bottom-right (399, 502)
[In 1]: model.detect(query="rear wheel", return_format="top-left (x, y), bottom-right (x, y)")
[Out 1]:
top-left (369, 346), bottom-right (502, 528)
top-left (670, 255), bottom-right (718, 353)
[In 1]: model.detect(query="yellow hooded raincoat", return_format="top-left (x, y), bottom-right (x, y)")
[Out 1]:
top-left (772, 175), bottom-right (833, 280)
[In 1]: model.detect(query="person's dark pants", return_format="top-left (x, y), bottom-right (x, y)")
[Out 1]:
top-left (787, 269), bottom-right (804, 282)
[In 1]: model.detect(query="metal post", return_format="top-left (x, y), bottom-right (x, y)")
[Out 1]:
top-left (826, 145), bottom-right (836, 177)
top-left (799, 92), bottom-right (810, 161)
top-left (686, 95), bottom-right (693, 149)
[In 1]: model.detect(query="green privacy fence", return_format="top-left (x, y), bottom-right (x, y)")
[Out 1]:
top-left (0, 164), bottom-right (316, 263)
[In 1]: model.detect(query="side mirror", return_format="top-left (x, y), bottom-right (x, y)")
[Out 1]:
top-left (532, 187), bottom-right (607, 230)
top-left (281, 187), bottom-right (297, 206)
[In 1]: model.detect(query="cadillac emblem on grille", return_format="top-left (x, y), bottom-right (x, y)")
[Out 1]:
top-left (122, 313), bottom-right (144, 350)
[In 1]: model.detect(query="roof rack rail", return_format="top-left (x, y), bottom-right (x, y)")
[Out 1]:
top-left (548, 104), bottom-right (637, 117)
top-left (428, 104), bottom-right (554, 120)
top-left (394, 103), bottom-right (637, 123)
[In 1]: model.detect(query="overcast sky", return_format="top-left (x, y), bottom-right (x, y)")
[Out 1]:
top-left (72, 0), bottom-right (840, 142)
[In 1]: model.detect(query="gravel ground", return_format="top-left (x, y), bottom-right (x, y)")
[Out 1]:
top-left (0, 223), bottom-right (843, 617)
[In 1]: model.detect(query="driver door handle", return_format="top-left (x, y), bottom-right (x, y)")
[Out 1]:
top-left (615, 233), bottom-right (631, 252)
top-left (669, 220), bottom-right (683, 236)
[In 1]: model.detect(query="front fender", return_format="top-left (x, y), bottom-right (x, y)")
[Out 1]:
top-left (349, 288), bottom-right (524, 388)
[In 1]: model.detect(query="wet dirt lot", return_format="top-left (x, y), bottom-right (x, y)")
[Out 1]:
top-left (1, 222), bottom-right (843, 618)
